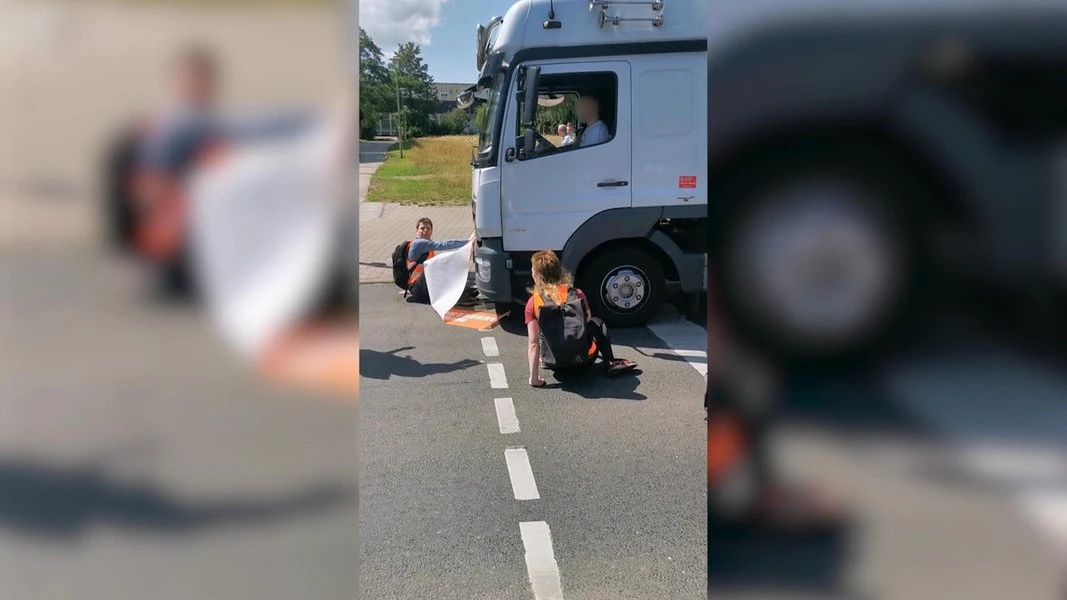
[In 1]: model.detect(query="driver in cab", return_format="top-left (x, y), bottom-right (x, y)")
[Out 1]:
top-left (576, 96), bottom-right (610, 148)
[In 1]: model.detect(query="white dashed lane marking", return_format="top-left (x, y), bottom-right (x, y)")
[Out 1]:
top-left (494, 397), bottom-right (520, 434)
top-left (481, 336), bottom-right (500, 357)
top-left (881, 348), bottom-right (1067, 554)
top-left (488, 362), bottom-right (509, 388)
top-left (505, 448), bottom-right (540, 500)
top-left (520, 521), bottom-right (566, 600)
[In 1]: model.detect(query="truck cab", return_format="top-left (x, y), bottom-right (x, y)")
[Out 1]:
top-left (466, 0), bottom-right (707, 327)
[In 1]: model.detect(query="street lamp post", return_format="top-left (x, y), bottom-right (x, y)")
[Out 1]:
top-left (394, 61), bottom-right (404, 158)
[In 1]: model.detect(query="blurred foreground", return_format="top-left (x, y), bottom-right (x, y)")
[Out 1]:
top-left (707, 2), bottom-right (1067, 598)
top-left (0, 2), bottom-right (358, 598)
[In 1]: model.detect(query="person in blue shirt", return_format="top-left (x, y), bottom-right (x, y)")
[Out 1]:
top-left (576, 96), bottom-right (611, 148)
top-left (133, 44), bottom-right (318, 296)
top-left (405, 217), bottom-right (478, 305)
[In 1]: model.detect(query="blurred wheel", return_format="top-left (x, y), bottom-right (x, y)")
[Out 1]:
top-left (716, 156), bottom-right (919, 363)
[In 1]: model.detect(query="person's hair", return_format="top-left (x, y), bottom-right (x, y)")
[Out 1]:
top-left (530, 250), bottom-right (573, 298)
top-left (557, 124), bottom-right (566, 132)
top-left (416, 217), bottom-right (433, 230)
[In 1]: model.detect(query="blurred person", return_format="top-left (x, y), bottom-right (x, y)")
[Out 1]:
top-left (129, 44), bottom-right (323, 299)
top-left (576, 96), bottom-right (609, 148)
top-left (556, 123), bottom-right (567, 140)
top-left (525, 250), bottom-right (637, 387)
top-left (394, 217), bottom-right (477, 305)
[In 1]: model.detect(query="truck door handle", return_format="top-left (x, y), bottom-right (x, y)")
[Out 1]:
top-left (597, 180), bottom-right (628, 188)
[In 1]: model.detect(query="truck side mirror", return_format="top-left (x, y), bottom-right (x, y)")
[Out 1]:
top-left (519, 66), bottom-right (540, 128)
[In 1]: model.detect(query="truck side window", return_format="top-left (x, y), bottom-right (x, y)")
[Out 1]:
top-left (516, 70), bottom-right (619, 158)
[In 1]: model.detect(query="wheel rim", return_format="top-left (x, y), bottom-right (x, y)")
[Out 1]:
top-left (731, 182), bottom-right (901, 342)
top-left (600, 265), bottom-right (650, 313)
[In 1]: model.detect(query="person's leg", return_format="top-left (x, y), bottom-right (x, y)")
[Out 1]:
top-left (408, 277), bottom-right (430, 304)
top-left (589, 318), bottom-right (638, 375)
top-left (587, 317), bottom-right (615, 362)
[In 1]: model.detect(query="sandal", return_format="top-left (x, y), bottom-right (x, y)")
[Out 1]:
top-left (606, 359), bottom-right (638, 377)
top-left (530, 378), bottom-right (547, 388)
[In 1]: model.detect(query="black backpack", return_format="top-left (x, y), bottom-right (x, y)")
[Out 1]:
top-left (102, 124), bottom-right (142, 252)
top-left (391, 241), bottom-right (428, 296)
top-left (536, 287), bottom-right (592, 369)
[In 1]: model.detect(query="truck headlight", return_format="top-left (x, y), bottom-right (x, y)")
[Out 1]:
top-left (474, 256), bottom-right (491, 280)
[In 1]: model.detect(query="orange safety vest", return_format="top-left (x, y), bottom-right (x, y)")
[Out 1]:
top-left (707, 411), bottom-right (747, 485)
top-left (531, 284), bottom-right (597, 358)
top-left (406, 249), bottom-right (435, 286)
top-left (132, 139), bottom-right (228, 263)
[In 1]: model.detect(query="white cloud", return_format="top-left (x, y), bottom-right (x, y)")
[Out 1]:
top-left (360, 0), bottom-right (450, 54)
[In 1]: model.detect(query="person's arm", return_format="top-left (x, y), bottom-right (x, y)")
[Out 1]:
top-left (424, 238), bottom-right (470, 252)
top-left (577, 289), bottom-right (593, 319)
top-left (527, 320), bottom-right (543, 385)
top-left (524, 298), bottom-right (544, 385)
top-left (223, 111), bottom-right (320, 144)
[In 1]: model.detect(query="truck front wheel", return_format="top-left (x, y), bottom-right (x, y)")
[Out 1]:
top-left (579, 247), bottom-right (666, 328)
top-left (715, 154), bottom-right (920, 364)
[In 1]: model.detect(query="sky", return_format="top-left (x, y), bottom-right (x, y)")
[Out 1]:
top-left (359, 0), bottom-right (515, 84)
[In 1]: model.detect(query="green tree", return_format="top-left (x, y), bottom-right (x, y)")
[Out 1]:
top-left (359, 29), bottom-right (392, 139)
top-left (534, 95), bottom-right (577, 135)
top-left (473, 103), bottom-right (489, 133)
top-left (390, 42), bottom-right (438, 138)
top-left (435, 107), bottom-right (472, 135)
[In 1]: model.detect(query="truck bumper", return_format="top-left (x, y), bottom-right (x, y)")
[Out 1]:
top-left (473, 237), bottom-right (512, 303)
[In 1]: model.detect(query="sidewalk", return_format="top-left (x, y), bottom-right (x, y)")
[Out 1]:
top-left (358, 160), bottom-right (470, 283)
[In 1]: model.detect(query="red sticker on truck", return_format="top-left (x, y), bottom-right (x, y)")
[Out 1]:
top-left (679, 176), bottom-right (697, 189)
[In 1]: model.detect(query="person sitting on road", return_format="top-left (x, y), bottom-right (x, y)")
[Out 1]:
top-left (133, 44), bottom-right (320, 297)
top-left (525, 250), bottom-right (636, 387)
top-left (576, 96), bottom-right (610, 148)
top-left (404, 217), bottom-right (477, 304)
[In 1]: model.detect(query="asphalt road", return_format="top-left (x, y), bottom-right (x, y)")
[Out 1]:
top-left (709, 314), bottom-right (1067, 599)
top-left (360, 283), bottom-right (1066, 600)
top-left (0, 251), bottom-right (359, 599)
top-left (358, 283), bottom-right (709, 600)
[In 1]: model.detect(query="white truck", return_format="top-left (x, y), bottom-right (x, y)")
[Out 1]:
top-left (461, 0), bottom-right (707, 327)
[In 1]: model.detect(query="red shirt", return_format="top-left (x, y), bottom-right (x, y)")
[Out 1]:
top-left (524, 288), bottom-right (589, 325)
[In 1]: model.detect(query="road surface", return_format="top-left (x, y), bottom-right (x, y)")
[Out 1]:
top-left (359, 283), bottom-right (709, 600)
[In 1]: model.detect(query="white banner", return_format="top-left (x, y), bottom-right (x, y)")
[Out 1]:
top-left (423, 241), bottom-right (473, 320)
top-left (188, 119), bottom-right (340, 361)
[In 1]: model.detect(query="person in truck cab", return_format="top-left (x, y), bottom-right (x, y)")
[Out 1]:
top-left (576, 96), bottom-right (610, 148)
top-left (404, 217), bottom-right (478, 304)
top-left (563, 123), bottom-right (576, 146)
top-left (525, 250), bottom-right (637, 388)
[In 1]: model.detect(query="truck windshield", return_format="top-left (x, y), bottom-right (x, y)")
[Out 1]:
top-left (477, 72), bottom-right (506, 156)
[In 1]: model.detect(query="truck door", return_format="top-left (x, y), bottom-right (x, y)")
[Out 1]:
top-left (499, 61), bottom-right (632, 252)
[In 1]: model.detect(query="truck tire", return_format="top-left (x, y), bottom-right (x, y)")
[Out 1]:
top-left (714, 153), bottom-right (921, 365)
top-left (579, 246), bottom-right (666, 328)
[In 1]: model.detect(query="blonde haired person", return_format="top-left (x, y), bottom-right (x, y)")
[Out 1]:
top-left (524, 250), bottom-right (636, 387)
